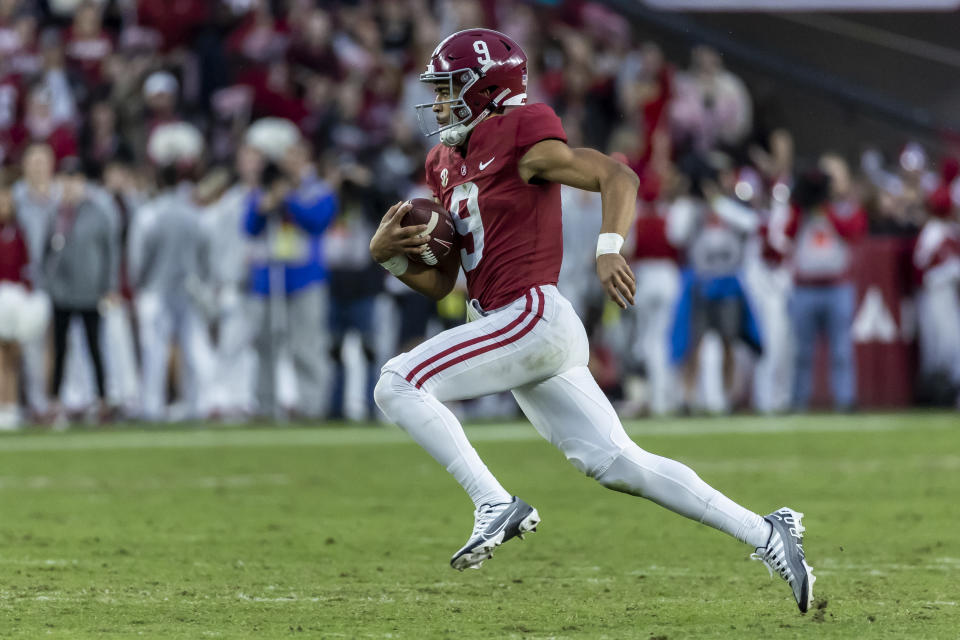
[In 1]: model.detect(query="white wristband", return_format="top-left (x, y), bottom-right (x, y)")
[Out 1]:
top-left (596, 233), bottom-right (625, 259)
top-left (379, 254), bottom-right (409, 276)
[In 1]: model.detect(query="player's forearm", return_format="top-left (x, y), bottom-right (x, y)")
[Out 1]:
top-left (396, 261), bottom-right (457, 300)
top-left (598, 162), bottom-right (640, 239)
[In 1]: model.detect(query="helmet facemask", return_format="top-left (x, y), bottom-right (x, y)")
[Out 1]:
top-left (416, 67), bottom-right (481, 147)
top-left (416, 66), bottom-right (512, 147)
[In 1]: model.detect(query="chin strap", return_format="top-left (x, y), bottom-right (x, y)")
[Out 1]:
top-left (440, 89), bottom-right (513, 147)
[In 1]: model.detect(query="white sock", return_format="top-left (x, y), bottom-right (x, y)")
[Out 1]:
top-left (374, 371), bottom-right (511, 508)
top-left (596, 444), bottom-right (772, 548)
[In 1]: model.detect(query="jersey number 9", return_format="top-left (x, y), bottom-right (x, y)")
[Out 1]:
top-left (449, 181), bottom-right (485, 272)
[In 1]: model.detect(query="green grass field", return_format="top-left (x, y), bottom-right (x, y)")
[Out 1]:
top-left (0, 412), bottom-right (957, 639)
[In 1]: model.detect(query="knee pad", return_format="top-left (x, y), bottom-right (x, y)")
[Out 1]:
top-left (373, 371), bottom-right (396, 414)
top-left (373, 370), bottom-right (416, 415)
top-left (558, 437), bottom-right (624, 480)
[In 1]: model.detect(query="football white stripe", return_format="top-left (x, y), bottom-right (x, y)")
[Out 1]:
top-left (424, 210), bottom-right (439, 235)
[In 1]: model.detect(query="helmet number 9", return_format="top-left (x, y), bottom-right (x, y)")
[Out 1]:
top-left (473, 40), bottom-right (492, 66)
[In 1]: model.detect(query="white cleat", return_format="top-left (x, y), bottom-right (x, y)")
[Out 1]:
top-left (450, 496), bottom-right (540, 571)
top-left (753, 507), bottom-right (816, 613)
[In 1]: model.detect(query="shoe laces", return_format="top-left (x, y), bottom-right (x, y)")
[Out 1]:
top-left (780, 512), bottom-right (806, 540)
top-left (471, 502), bottom-right (508, 537)
top-left (751, 513), bottom-right (806, 583)
top-left (752, 543), bottom-right (793, 582)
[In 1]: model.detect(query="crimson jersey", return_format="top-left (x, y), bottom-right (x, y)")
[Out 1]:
top-left (425, 103), bottom-right (567, 309)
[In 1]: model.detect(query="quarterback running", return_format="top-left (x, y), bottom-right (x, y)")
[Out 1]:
top-left (369, 28), bottom-right (815, 612)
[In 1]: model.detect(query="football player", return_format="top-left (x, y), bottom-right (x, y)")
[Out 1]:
top-left (369, 29), bottom-right (815, 612)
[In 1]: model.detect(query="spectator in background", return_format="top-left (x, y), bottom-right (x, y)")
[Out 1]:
top-left (142, 70), bottom-right (181, 132)
top-left (226, 0), bottom-right (289, 68)
top-left (558, 184), bottom-right (604, 324)
top-left (0, 180), bottom-right (50, 430)
top-left (79, 99), bottom-right (132, 179)
top-left (624, 163), bottom-right (682, 416)
top-left (64, 1), bottom-right (112, 90)
top-left (0, 70), bottom-right (22, 159)
top-left (14, 144), bottom-right (58, 288)
top-left (13, 143), bottom-right (58, 419)
top-left (202, 143), bottom-right (263, 418)
top-left (37, 26), bottom-right (79, 127)
top-left (0, 0), bottom-right (18, 38)
top-left (616, 41), bottom-right (673, 171)
top-left (913, 165), bottom-right (960, 405)
top-left (746, 166), bottom-right (796, 415)
top-left (43, 157), bottom-right (118, 424)
top-left (787, 167), bottom-right (867, 411)
top-left (860, 145), bottom-right (928, 236)
top-left (287, 7), bottom-right (342, 82)
top-left (99, 155), bottom-right (143, 415)
top-left (324, 163), bottom-right (384, 420)
top-left (137, 0), bottom-right (211, 53)
top-left (128, 122), bottom-right (211, 421)
top-left (47, 0), bottom-right (109, 21)
top-left (551, 36), bottom-right (616, 152)
top-left (10, 87), bottom-right (77, 165)
top-left (244, 132), bottom-right (336, 420)
top-left (671, 45), bottom-right (752, 155)
top-left (246, 58), bottom-right (309, 125)
top-left (669, 154), bottom-right (762, 413)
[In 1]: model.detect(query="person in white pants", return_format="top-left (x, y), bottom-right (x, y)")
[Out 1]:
top-left (627, 198), bottom-right (682, 416)
top-left (13, 144), bottom-right (60, 419)
top-left (128, 123), bottom-right (213, 421)
top-left (744, 199), bottom-right (795, 414)
top-left (913, 194), bottom-right (960, 402)
top-left (200, 146), bottom-right (263, 417)
top-left (0, 184), bottom-right (51, 429)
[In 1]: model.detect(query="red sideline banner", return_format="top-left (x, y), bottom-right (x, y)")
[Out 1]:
top-left (812, 236), bottom-right (917, 408)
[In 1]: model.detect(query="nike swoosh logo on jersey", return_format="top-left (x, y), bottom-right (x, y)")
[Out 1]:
top-left (479, 157), bottom-right (495, 170)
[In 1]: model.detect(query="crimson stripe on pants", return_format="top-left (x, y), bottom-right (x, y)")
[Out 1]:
top-left (405, 290), bottom-right (534, 385)
top-left (413, 287), bottom-right (545, 390)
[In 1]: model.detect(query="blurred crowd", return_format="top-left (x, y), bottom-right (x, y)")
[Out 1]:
top-left (0, 0), bottom-right (958, 429)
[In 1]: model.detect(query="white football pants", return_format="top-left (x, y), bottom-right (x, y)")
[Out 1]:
top-left (375, 285), bottom-right (770, 548)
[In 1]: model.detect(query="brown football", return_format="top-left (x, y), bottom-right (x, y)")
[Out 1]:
top-left (400, 198), bottom-right (458, 267)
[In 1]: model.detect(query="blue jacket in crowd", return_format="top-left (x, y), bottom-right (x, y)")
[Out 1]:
top-left (243, 176), bottom-right (337, 296)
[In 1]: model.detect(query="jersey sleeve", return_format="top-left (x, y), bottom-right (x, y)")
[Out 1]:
top-left (515, 103), bottom-right (567, 158)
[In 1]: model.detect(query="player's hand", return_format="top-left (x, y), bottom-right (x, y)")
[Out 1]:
top-left (369, 201), bottom-right (430, 263)
top-left (596, 253), bottom-right (636, 309)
